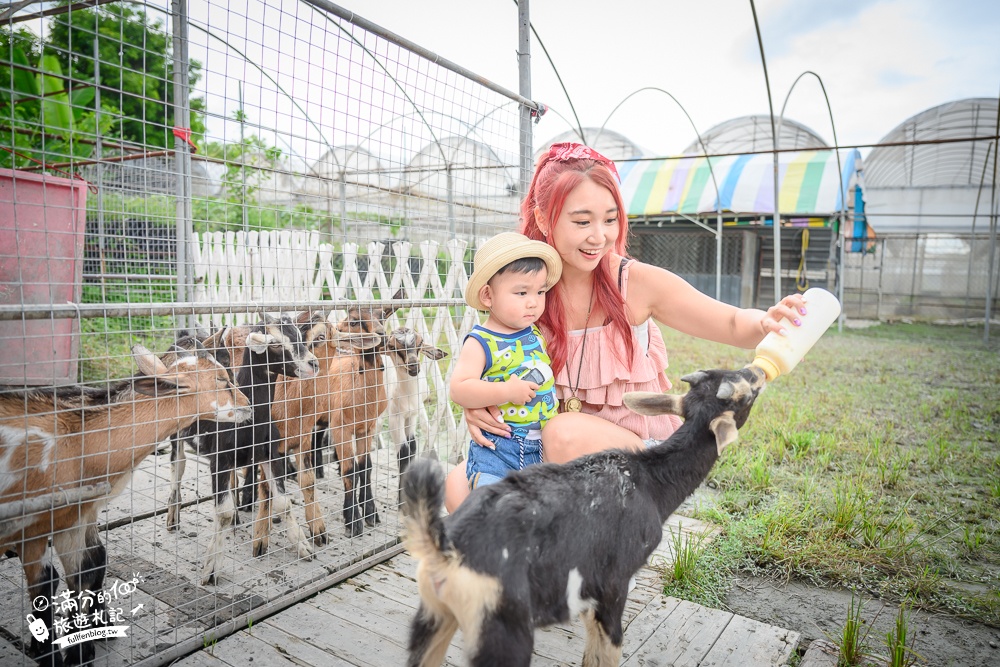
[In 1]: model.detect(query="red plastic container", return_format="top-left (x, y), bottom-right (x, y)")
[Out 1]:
top-left (0, 168), bottom-right (88, 385)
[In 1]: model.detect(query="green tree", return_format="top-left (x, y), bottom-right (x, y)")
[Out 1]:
top-left (45, 4), bottom-right (205, 148)
top-left (1, 26), bottom-right (117, 168)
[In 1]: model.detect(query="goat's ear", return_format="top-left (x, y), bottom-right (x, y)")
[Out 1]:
top-left (132, 376), bottom-right (179, 397)
top-left (133, 345), bottom-right (169, 377)
top-left (245, 331), bottom-right (274, 354)
top-left (623, 391), bottom-right (684, 416)
top-left (680, 371), bottom-right (708, 386)
top-left (335, 330), bottom-right (383, 350)
top-left (709, 411), bottom-right (739, 455)
top-left (202, 327), bottom-right (224, 349)
top-left (420, 345), bottom-right (447, 361)
top-left (295, 310), bottom-right (326, 325)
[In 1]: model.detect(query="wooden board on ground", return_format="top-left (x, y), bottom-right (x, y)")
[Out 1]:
top-left (171, 533), bottom-right (802, 667)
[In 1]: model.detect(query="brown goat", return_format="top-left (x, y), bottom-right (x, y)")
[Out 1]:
top-left (0, 342), bottom-right (251, 666)
top-left (270, 299), bottom-right (400, 542)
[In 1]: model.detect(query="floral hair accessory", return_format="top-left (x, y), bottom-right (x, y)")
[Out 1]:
top-left (545, 142), bottom-right (620, 182)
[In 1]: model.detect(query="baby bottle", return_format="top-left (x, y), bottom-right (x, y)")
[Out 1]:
top-left (751, 287), bottom-right (842, 381)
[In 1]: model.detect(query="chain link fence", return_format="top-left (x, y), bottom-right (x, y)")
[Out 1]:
top-left (1, 0), bottom-right (533, 664)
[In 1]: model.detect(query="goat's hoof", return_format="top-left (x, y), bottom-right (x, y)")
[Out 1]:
top-left (252, 541), bottom-right (268, 558)
top-left (316, 468), bottom-right (325, 479)
top-left (166, 522), bottom-right (179, 532)
top-left (296, 543), bottom-right (315, 560)
top-left (309, 521), bottom-right (328, 544)
top-left (364, 509), bottom-right (381, 527)
top-left (201, 573), bottom-right (217, 586)
top-left (345, 523), bottom-right (363, 538)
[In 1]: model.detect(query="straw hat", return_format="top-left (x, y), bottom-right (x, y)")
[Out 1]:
top-left (465, 232), bottom-right (562, 311)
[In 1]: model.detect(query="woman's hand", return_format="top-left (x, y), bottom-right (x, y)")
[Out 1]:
top-left (463, 405), bottom-right (509, 449)
top-left (760, 293), bottom-right (809, 336)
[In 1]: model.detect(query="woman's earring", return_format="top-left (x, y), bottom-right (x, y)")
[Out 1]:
top-left (541, 229), bottom-right (548, 237)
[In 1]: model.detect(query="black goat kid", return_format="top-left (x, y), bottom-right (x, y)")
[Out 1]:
top-left (402, 365), bottom-right (766, 667)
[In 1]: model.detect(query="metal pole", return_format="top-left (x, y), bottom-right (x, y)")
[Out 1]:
top-left (985, 91), bottom-right (1000, 342)
top-left (447, 165), bottom-right (455, 237)
top-left (340, 171), bottom-right (348, 247)
top-left (716, 211), bottom-right (723, 300)
top-left (749, 0), bottom-right (782, 301)
top-left (839, 207), bottom-right (846, 331)
top-left (517, 0), bottom-right (532, 199)
top-left (0, 483), bottom-right (112, 522)
top-left (93, 38), bottom-right (106, 304)
top-left (967, 141), bottom-right (992, 317)
top-left (239, 82), bottom-right (248, 235)
top-left (172, 0), bottom-right (192, 329)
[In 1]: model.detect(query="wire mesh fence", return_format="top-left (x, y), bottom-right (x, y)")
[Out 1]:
top-left (3, 0), bottom-right (998, 664)
top-left (1, 0), bottom-right (530, 664)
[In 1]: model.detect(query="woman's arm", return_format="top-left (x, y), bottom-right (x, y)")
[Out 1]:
top-left (625, 261), bottom-right (805, 349)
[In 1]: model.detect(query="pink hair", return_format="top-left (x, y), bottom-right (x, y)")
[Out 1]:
top-left (519, 152), bottom-right (634, 376)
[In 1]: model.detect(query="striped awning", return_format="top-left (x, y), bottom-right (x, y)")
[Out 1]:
top-left (618, 149), bottom-right (861, 218)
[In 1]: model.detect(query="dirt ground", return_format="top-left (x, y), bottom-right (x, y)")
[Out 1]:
top-left (724, 576), bottom-right (1000, 667)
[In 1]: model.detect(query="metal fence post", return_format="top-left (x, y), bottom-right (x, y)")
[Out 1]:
top-left (172, 0), bottom-right (192, 330)
top-left (93, 37), bottom-right (107, 304)
top-left (518, 0), bottom-right (532, 200)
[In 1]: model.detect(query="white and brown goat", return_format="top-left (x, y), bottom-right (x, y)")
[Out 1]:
top-left (0, 343), bottom-right (250, 667)
top-left (382, 327), bottom-right (447, 504)
top-left (402, 365), bottom-right (767, 667)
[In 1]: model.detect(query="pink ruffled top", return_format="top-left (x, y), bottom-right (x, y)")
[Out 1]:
top-left (550, 259), bottom-right (682, 441)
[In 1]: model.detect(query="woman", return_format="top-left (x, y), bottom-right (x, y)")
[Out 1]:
top-left (445, 142), bottom-right (807, 511)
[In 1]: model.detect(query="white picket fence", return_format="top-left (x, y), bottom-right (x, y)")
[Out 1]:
top-left (190, 229), bottom-right (490, 462)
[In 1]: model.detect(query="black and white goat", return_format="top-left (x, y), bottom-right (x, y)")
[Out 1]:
top-left (402, 365), bottom-right (767, 667)
top-left (382, 327), bottom-right (447, 504)
top-left (163, 315), bottom-right (319, 584)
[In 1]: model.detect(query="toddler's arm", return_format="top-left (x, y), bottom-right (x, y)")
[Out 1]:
top-left (449, 338), bottom-right (538, 408)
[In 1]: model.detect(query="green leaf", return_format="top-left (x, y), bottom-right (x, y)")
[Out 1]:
top-left (71, 86), bottom-right (96, 112)
top-left (11, 46), bottom-right (39, 97)
top-left (38, 54), bottom-right (74, 135)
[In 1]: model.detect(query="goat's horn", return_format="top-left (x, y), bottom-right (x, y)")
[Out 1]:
top-left (716, 382), bottom-right (735, 400)
top-left (680, 371), bottom-right (708, 386)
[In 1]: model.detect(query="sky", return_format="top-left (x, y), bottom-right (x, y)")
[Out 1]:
top-left (326, 0), bottom-right (1000, 157)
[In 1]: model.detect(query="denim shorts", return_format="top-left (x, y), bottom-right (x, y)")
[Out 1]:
top-left (466, 429), bottom-right (543, 490)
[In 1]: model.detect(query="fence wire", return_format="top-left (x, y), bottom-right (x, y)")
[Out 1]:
top-left (1, 0), bottom-right (527, 664)
top-left (3, 1), bottom-right (998, 665)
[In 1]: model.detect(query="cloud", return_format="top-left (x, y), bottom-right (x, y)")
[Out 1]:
top-left (877, 69), bottom-right (920, 88)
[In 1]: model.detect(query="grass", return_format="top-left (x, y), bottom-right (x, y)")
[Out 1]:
top-left (885, 601), bottom-right (921, 667)
top-left (837, 591), bottom-right (874, 666)
top-left (658, 321), bottom-right (1000, 626)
